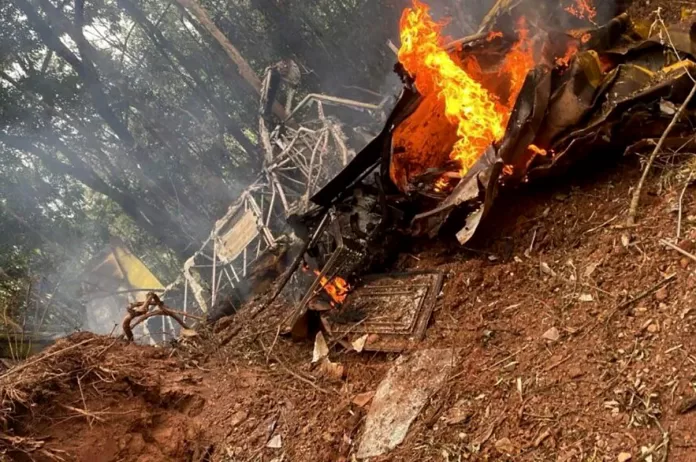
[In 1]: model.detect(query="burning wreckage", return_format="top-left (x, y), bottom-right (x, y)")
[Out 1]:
top-left (265, 3), bottom-right (696, 352)
top-left (148, 1), bottom-right (696, 354)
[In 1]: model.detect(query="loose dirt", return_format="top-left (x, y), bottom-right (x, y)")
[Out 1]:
top-left (8, 147), bottom-right (696, 462)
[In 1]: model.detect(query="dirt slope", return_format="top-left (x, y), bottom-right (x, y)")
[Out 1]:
top-left (6, 150), bottom-right (696, 462)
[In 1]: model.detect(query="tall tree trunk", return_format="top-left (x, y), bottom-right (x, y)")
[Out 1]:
top-left (174, 0), bottom-right (289, 121)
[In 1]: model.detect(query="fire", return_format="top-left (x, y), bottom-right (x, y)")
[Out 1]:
top-left (433, 176), bottom-right (449, 193)
top-left (565, 0), bottom-right (597, 22)
top-left (555, 41), bottom-right (579, 67)
top-left (313, 270), bottom-right (350, 305)
top-left (528, 144), bottom-right (548, 156)
top-left (499, 17), bottom-right (535, 108)
top-left (398, 0), bottom-right (534, 177)
top-left (487, 31), bottom-right (503, 41)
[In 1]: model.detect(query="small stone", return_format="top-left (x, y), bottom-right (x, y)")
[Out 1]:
top-left (540, 262), bottom-right (557, 277)
top-left (542, 327), bottom-right (561, 342)
top-left (266, 434), bottom-right (282, 449)
top-left (618, 452), bottom-right (632, 462)
top-left (655, 287), bottom-right (668, 302)
top-left (568, 367), bottom-right (584, 379)
top-left (579, 293), bottom-right (594, 302)
top-left (680, 258), bottom-right (691, 269)
top-left (647, 323), bottom-right (660, 334)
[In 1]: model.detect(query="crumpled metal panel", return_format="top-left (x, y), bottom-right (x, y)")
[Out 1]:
top-left (409, 16), bottom-right (696, 244)
top-left (308, 14), bottom-right (696, 250)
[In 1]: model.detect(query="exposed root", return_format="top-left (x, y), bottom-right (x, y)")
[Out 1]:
top-left (121, 292), bottom-right (190, 342)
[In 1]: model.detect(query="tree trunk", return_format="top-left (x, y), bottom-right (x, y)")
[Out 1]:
top-left (174, 0), bottom-right (289, 121)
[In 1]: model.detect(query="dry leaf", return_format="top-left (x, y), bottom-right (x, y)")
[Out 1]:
top-left (495, 437), bottom-right (516, 454)
top-left (312, 332), bottom-right (329, 363)
top-left (352, 391), bottom-right (376, 408)
top-left (617, 452), bottom-right (632, 462)
top-left (179, 328), bottom-right (199, 338)
top-left (352, 334), bottom-right (368, 353)
top-left (319, 358), bottom-right (345, 381)
top-left (540, 262), bottom-right (557, 277)
top-left (583, 262), bottom-right (599, 278)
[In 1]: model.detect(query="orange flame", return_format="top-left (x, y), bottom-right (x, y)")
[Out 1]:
top-left (499, 17), bottom-right (535, 108)
top-left (398, 1), bottom-right (534, 177)
top-left (433, 176), bottom-right (449, 193)
top-left (565, 0), bottom-right (597, 21)
top-left (313, 270), bottom-right (350, 304)
top-left (555, 41), bottom-right (579, 67)
top-left (528, 144), bottom-right (548, 156)
top-left (487, 31), bottom-right (503, 41)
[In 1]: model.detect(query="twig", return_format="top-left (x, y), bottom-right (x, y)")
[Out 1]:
top-left (0, 337), bottom-right (97, 380)
top-left (677, 172), bottom-right (693, 239)
top-left (259, 340), bottom-right (333, 395)
top-left (265, 325), bottom-right (281, 364)
top-left (59, 404), bottom-right (105, 423)
top-left (661, 238), bottom-right (696, 263)
top-left (584, 215), bottom-right (619, 234)
top-left (677, 396), bottom-right (696, 414)
top-left (602, 274), bottom-right (677, 327)
top-left (617, 273), bottom-right (676, 312)
top-left (544, 354), bottom-right (573, 372)
top-left (482, 345), bottom-right (530, 371)
top-left (627, 83), bottom-right (696, 226)
top-left (635, 431), bottom-right (670, 462)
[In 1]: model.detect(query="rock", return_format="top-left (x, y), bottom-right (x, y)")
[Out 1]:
top-left (229, 410), bottom-right (248, 428)
top-left (568, 367), bottom-right (584, 379)
top-left (617, 452), bottom-right (632, 462)
top-left (356, 349), bottom-right (456, 459)
top-left (655, 287), bottom-right (668, 302)
top-left (542, 327), bottom-right (560, 342)
top-left (266, 434), bottom-right (282, 449)
top-left (647, 323), bottom-right (660, 334)
top-left (495, 437), bottom-right (516, 454)
top-left (578, 293), bottom-right (594, 302)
